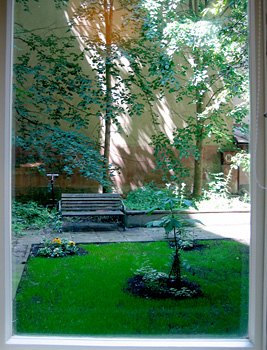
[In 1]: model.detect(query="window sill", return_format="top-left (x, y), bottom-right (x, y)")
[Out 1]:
top-left (7, 336), bottom-right (254, 349)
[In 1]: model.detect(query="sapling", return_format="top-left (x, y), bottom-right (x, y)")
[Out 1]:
top-left (147, 184), bottom-right (201, 289)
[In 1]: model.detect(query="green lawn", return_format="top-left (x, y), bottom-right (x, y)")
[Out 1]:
top-left (14, 240), bottom-right (249, 338)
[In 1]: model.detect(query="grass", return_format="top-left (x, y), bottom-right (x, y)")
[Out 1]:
top-left (14, 240), bottom-right (249, 338)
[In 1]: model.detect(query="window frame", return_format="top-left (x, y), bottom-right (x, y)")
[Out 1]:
top-left (0, 0), bottom-right (266, 349)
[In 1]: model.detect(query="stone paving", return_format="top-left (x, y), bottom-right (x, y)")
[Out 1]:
top-left (12, 212), bottom-right (250, 297)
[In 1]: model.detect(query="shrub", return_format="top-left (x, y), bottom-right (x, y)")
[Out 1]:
top-left (123, 182), bottom-right (163, 210)
top-left (12, 201), bottom-right (62, 235)
top-left (124, 182), bottom-right (194, 211)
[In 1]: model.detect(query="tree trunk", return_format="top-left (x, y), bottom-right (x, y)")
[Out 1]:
top-left (192, 92), bottom-right (205, 198)
top-left (103, 61), bottom-right (112, 193)
top-left (192, 124), bottom-right (204, 198)
top-left (102, 0), bottom-right (114, 193)
top-left (168, 224), bottom-right (182, 288)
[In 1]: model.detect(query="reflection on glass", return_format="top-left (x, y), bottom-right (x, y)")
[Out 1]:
top-left (12, 0), bottom-right (250, 338)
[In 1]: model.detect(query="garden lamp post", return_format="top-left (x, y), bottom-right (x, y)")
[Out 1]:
top-left (47, 173), bottom-right (59, 208)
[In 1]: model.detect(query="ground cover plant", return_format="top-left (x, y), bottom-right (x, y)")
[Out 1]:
top-left (12, 200), bottom-right (62, 235)
top-left (123, 182), bottom-right (168, 210)
top-left (14, 240), bottom-right (248, 337)
top-left (124, 182), bottom-right (192, 211)
top-left (124, 180), bottom-right (250, 212)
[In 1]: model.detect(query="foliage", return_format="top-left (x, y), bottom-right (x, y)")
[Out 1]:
top-left (16, 0), bottom-right (69, 12)
top-left (143, 0), bottom-right (249, 196)
top-left (124, 178), bottom-right (250, 213)
top-left (231, 151), bottom-right (250, 173)
top-left (15, 0), bottom-right (249, 194)
top-left (135, 261), bottom-right (198, 299)
top-left (197, 151), bottom-right (250, 210)
top-left (14, 240), bottom-right (249, 336)
top-left (202, 151), bottom-right (250, 200)
top-left (12, 200), bottom-right (62, 235)
top-left (205, 172), bottom-right (231, 198)
top-left (13, 16), bottom-right (115, 187)
top-left (66, 0), bottom-right (186, 188)
top-left (123, 182), bottom-right (166, 210)
top-left (147, 184), bottom-right (201, 288)
top-left (37, 238), bottom-right (78, 258)
top-left (14, 0), bottom-right (169, 190)
top-left (124, 182), bottom-right (193, 211)
top-left (151, 129), bottom-right (199, 183)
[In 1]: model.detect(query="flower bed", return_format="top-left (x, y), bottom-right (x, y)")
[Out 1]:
top-left (36, 238), bottom-right (79, 258)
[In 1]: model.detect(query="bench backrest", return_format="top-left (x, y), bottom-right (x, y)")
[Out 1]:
top-left (61, 193), bottom-right (122, 212)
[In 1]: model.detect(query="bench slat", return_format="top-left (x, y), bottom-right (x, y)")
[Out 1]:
top-left (62, 201), bottom-right (122, 207)
top-left (62, 204), bottom-right (122, 207)
top-left (62, 201), bottom-right (122, 206)
top-left (62, 199), bottom-right (121, 205)
top-left (61, 211), bottom-right (125, 216)
top-left (62, 208), bottom-right (122, 212)
top-left (62, 193), bottom-right (120, 198)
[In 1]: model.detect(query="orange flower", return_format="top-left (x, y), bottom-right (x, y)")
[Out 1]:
top-left (52, 238), bottom-right (61, 244)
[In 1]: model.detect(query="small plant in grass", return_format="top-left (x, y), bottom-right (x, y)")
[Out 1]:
top-left (127, 184), bottom-right (202, 299)
top-left (37, 238), bottom-right (78, 258)
top-left (129, 260), bottom-right (200, 299)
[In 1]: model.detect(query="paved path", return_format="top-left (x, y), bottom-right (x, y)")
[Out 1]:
top-left (12, 212), bottom-right (250, 297)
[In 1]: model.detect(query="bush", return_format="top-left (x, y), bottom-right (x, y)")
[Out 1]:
top-left (12, 201), bottom-right (62, 235)
top-left (123, 183), bottom-right (163, 210)
top-left (124, 182), bottom-right (193, 211)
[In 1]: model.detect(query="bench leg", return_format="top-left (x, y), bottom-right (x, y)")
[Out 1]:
top-left (121, 216), bottom-right (126, 231)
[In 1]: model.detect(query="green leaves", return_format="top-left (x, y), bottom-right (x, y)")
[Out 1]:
top-left (14, 0), bottom-right (249, 196)
top-left (144, 0), bottom-right (249, 195)
top-left (145, 183), bottom-right (200, 285)
top-left (15, 124), bottom-right (115, 187)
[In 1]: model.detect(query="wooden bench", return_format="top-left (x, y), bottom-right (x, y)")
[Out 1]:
top-left (58, 193), bottom-right (126, 229)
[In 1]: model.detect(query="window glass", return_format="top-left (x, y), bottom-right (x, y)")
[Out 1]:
top-left (12, 0), bottom-right (251, 339)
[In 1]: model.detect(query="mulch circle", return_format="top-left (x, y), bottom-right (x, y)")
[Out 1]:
top-left (125, 274), bottom-right (203, 300)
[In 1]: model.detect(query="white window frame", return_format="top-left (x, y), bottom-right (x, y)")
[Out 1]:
top-left (0, 0), bottom-right (266, 349)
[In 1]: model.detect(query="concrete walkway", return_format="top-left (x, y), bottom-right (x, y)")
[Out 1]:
top-left (12, 211), bottom-right (250, 297)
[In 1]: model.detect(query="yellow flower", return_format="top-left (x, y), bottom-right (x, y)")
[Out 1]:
top-left (68, 241), bottom-right (76, 246)
top-left (52, 238), bottom-right (61, 244)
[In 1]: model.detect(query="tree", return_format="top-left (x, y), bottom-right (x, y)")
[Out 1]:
top-left (14, 0), bottom-right (162, 191)
top-left (145, 184), bottom-right (202, 296)
top-left (142, 0), bottom-right (249, 197)
top-left (15, 0), bottom-right (249, 196)
top-left (68, 0), bottom-right (176, 190)
top-left (13, 19), bottom-right (115, 187)
top-left (69, 0), bottom-right (133, 192)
